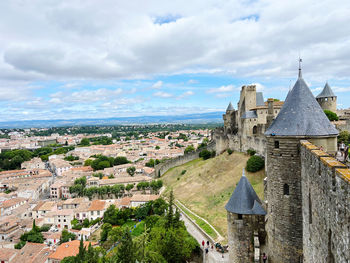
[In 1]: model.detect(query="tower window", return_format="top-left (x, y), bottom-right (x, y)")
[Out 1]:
top-left (238, 214), bottom-right (243, 220)
top-left (309, 192), bottom-right (312, 224)
top-left (253, 126), bottom-right (258, 134)
top-left (274, 141), bottom-right (279, 148)
top-left (283, 184), bottom-right (289, 195)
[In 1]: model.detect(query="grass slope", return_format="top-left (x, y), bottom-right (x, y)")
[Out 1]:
top-left (161, 151), bottom-right (265, 241)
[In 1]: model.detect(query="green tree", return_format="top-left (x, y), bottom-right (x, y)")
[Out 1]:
top-left (84, 159), bottom-right (93, 166)
top-left (101, 223), bottom-right (113, 242)
top-left (184, 145), bottom-right (195, 154)
top-left (60, 229), bottom-right (76, 244)
top-left (338, 130), bottom-right (350, 145)
top-left (127, 166), bottom-right (136, 176)
top-left (80, 138), bottom-right (90, 146)
top-left (115, 228), bottom-right (135, 263)
top-left (114, 156), bottom-right (129, 165)
top-left (246, 155), bottom-right (265, 172)
top-left (145, 159), bottom-right (155, 167)
top-left (199, 149), bottom-right (212, 160)
top-left (324, 109), bottom-right (339, 121)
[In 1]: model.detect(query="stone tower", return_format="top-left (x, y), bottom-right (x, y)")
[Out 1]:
top-left (223, 102), bottom-right (237, 134)
top-left (225, 169), bottom-right (266, 263)
top-left (316, 82), bottom-right (337, 112)
top-left (264, 68), bottom-right (338, 263)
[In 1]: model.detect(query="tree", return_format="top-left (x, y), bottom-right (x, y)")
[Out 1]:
top-left (324, 109), bottom-right (339, 121)
top-left (114, 156), bottom-right (129, 165)
top-left (246, 155), bottom-right (265, 172)
top-left (145, 159), bottom-right (155, 167)
top-left (338, 130), bottom-right (350, 144)
top-left (84, 159), bottom-right (93, 166)
top-left (60, 229), bottom-right (76, 244)
top-left (126, 183), bottom-right (134, 192)
top-left (80, 138), bottom-right (90, 146)
top-left (101, 223), bottom-right (112, 242)
top-left (199, 149), bottom-right (212, 160)
top-left (155, 146), bottom-right (160, 150)
top-left (127, 166), bottom-right (136, 176)
top-left (184, 145), bottom-right (195, 154)
top-left (115, 228), bottom-right (135, 263)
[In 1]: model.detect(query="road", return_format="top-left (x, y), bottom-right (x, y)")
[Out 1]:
top-left (180, 213), bottom-right (229, 263)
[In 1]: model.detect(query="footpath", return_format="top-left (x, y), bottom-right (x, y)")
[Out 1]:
top-left (177, 204), bottom-right (229, 263)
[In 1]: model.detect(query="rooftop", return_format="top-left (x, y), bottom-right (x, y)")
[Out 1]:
top-left (316, 82), bottom-right (336, 98)
top-left (49, 240), bottom-right (97, 260)
top-left (265, 73), bottom-right (338, 137)
top-left (225, 169), bottom-right (266, 215)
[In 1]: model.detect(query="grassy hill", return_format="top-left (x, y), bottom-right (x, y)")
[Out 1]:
top-left (161, 151), bottom-right (265, 241)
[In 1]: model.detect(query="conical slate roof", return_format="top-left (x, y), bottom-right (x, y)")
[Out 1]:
top-left (225, 169), bottom-right (266, 215)
top-left (226, 102), bottom-right (234, 111)
top-left (265, 75), bottom-right (338, 137)
top-left (256, 92), bottom-right (265, 106)
top-left (316, 83), bottom-right (336, 98)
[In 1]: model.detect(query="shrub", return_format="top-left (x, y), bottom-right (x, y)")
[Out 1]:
top-left (247, 149), bottom-right (256, 156)
top-left (181, 170), bottom-right (186, 175)
top-left (227, 149), bottom-right (233, 155)
top-left (324, 110), bottom-right (338, 121)
top-left (199, 149), bottom-right (212, 160)
top-left (246, 155), bottom-right (265, 172)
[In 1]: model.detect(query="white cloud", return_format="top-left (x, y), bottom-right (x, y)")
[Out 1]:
top-left (153, 91), bottom-right (173, 98)
top-left (0, 0), bottom-right (349, 81)
top-left (177, 90), bottom-right (194, 99)
top-left (187, 79), bottom-right (198, 84)
top-left (150, 80), bottom-right (163, 89)
top-left (207, 84), bottom-right (236, 93)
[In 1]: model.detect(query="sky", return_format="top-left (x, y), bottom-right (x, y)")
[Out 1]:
top-left (1, 0), bottom-right (350, 121)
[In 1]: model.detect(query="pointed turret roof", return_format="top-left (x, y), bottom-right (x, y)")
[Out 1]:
top-left (226, 102), bottom-right (234, 111)
top-left (316, 82), bottom-right (336, 98)
top-left (256, 92), bottom-right (265, 106)
top-left (265, 73), bottom-right (338, 137)
top-left (225, 169), bottom-right (266, 215)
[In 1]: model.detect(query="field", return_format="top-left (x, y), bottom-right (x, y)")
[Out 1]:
top-left (161, 151), bottom-right (265, 241)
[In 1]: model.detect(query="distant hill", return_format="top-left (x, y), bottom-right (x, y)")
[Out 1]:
top-left (0, 111), bottom-right (223, 128)
top-left (161, 151), bottom-right (265, 242)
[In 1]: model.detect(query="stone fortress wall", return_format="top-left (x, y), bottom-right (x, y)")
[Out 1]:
top-left (300, 141), bottom-right (349, 263)
top-left (154, 141), bottom-right (216, 177)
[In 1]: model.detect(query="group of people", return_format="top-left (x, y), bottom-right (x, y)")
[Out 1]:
top-left (201, 240), bottom-right (268, 262)
top-left (339, 141), bottom-right (349, 162)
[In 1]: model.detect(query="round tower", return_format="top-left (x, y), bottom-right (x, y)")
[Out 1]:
top-left (264, 67), bottom-right (338, 263)
top-left (316, 82), bottom-right (337, 112)
top-left (225, 169), bottom-right (266, 263)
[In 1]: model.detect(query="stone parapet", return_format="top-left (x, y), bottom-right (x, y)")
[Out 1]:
top-left (300, 140), bottom-right (349, 263)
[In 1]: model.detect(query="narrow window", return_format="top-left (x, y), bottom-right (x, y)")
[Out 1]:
top-left (283, 184), bottom-right (289, 195)
top-left (274, 141), bottom-right (279, 148)
top-left (238, 214), bottom-right (243, 220)
top-left (309, 192), bottom-right (312, 224)
top-left (328, 230), bottom-right (335, 263)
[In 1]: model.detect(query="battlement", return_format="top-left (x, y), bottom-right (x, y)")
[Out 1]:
top-left (300, 140), bottom-right (349, 184)
top-left (300, 140), bottom-right (349, 262)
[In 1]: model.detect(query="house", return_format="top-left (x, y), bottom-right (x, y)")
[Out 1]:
top-left (130, 195), bottom-right (159, 208)
top-left (53, 209), bottom-right (74, 230)
top-left (50, 181), bottom-right (65, 199)
top-left (48, 240), bottom-right (97, 263)
top-left (21, 157), bottom-right (46, 170)
top-left (43, 232), bottom-right (61, 246)
top-left (88, 200), bottom-right (106, 221)
top-left (0, 197), bottom-right (28, 217)
top-left (0, 248), bottom-right (17, 262)
top-left (0, 218), bottom-right (20, 242)
top-left (11, 242), bottom-right (51, 263)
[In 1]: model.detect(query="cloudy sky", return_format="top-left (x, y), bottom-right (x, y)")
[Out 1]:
top-left (1, 0), bottom-right (350, 121)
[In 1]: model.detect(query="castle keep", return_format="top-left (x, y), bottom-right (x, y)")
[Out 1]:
top-left (223, 67), bottom-right (349, 262)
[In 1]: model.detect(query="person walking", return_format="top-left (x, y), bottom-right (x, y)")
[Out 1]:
top-left (262, 252), bottom-right (267, 263)
top-left (202, 240), bottom-right (205, 247)
top-left (340, 141), bottom-right (345, 157)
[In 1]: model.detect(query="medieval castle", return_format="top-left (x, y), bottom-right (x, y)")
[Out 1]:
top-left (215, 67), bottom-right (349, 262)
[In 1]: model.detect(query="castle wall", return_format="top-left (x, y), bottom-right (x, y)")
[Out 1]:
top-left (300, 141), bottom-right (350, 263)
top-left (227, 212), bottom-right (265, 263)
top-left (265, 137), bottom-right (303, 263)
top-left (154, 141), bottom-right (216, 177)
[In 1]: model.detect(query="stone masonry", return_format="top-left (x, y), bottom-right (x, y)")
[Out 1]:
top-left (300, 141), bottom-right (349, 263)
